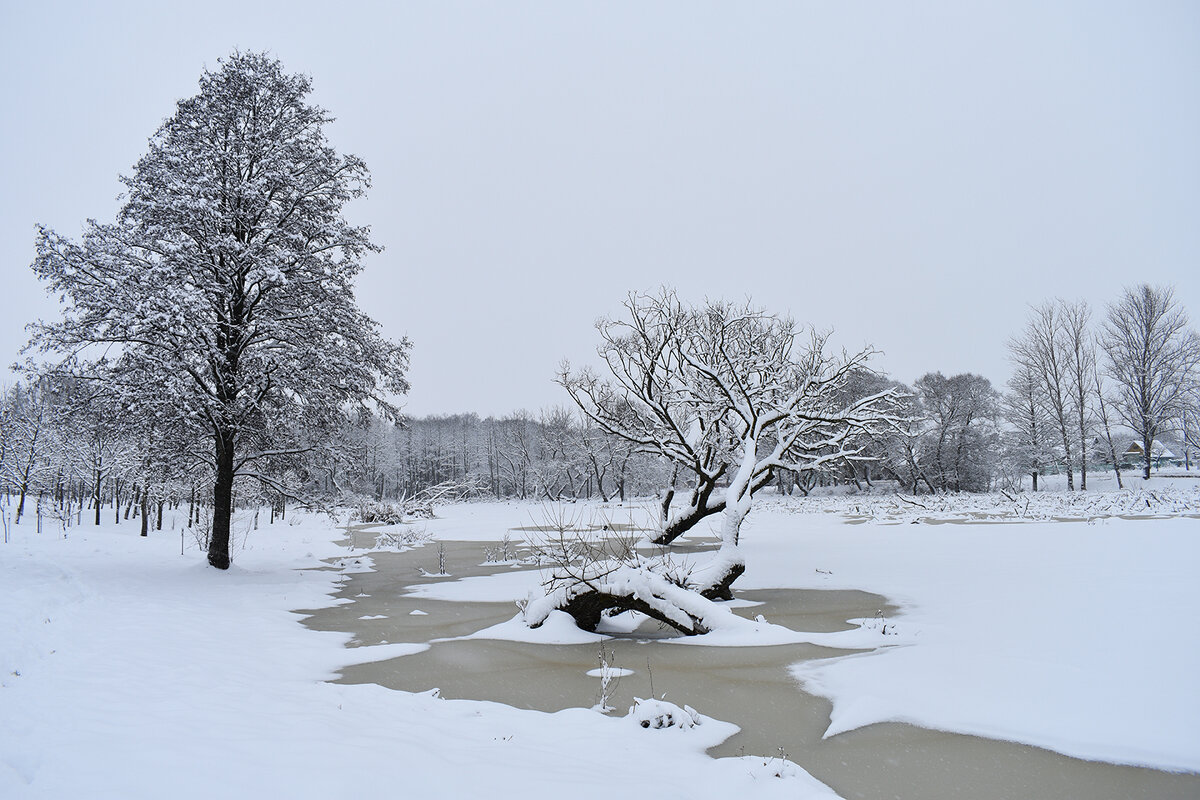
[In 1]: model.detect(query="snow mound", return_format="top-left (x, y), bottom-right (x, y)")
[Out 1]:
top-left (628, 697), bottom-right (702, 730)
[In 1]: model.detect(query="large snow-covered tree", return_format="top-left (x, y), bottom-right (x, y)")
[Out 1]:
top-left (539, 290), bottom-right (903, 633)
top-left (25, 53), bottom-right (409, 569)
top-left (913, 372), bottom-right (1000, 492)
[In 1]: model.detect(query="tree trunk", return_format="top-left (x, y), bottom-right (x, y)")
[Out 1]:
top-left (653, 493), bottom-right (724, 545)
top-left (140, 489), bottom-right (149, 537)
top-left (659, 465), bottom-right (679, 527)
top-left (1143, 431), bottom-right (1153, 480)
top-left (208, 432), bottom-right (235, 570)
top-left (1079, 434), bottom-right (1088, 491)
top-left (15, 472), bottom-right (30, 524)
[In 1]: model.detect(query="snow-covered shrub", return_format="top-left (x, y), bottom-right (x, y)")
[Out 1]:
top-left (482, 533), bottom-right (520, 564)
top-left (353, 501), bottom-right (406, 525)
top-left (628, 697), bottom-right (701, 730)
top-left (592, 643), bottom-right (621, 713)
top-left (376, 526), bottom-right (431, 548)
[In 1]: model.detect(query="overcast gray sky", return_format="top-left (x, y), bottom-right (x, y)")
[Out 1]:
top-left (2, 1), bottom-right (1197, 417)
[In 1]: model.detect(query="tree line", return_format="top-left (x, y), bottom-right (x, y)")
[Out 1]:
top-left (0, 384), bottom-right (673, 535)
top-left (5, 281), bottom-right (1197, 539)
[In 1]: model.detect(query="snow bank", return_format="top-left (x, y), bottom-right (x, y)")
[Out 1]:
top-left (734, 508), bottom-right (1200, 773)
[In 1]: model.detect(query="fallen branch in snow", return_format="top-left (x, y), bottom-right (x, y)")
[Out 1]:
top-left (893, 494), bottom-right (928, 511)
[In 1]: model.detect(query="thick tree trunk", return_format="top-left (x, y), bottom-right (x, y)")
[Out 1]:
top-left (653, 495), bottom-right (725, 545)
top-left (1143, 431), bottom-right (1153, 480)
top-left (15, 478), bottom-right (28, 524)
top-left (652, 467), bottom-right (773, 546)
top-left (140, 489), bottom-right (149, 537)
top-left (209, 432), bottom-right (235, 570)
top-left (555, 590), bottom-right (711, 635)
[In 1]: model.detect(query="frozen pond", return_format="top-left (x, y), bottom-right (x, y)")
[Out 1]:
top-left (299, 534), bottom-right (1200, 800)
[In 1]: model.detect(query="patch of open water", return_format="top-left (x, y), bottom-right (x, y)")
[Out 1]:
top-left (298, 533), bottom-right (1200, 800)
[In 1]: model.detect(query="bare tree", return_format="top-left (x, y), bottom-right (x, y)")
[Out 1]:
top-left (914, 372), bottom-right (1000, 492)
top-left (1, 380), bottom-right (57, 524)
top-left (1009, 302), bottom-right (1075, 489)
top-left (1180, 393), bottom-right (1199, 471)
top-left (1002, 364), bottom-right (1057, 491)
top-left (1091, 351), bottom-right (1125, 489)
top-left (1100, 285), bottom-right (1200, 480)
top-left (1059, 300), bottom-right (1095, 489)
top-left (546, 290), bottom-right (903, 629)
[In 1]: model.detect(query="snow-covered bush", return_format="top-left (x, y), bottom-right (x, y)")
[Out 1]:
top-left (376, 526), bottom-right (431, 549)
top-left (627, 697), bottom-right (701, 730)
top-left (353, 501), bottom-right (406, 525)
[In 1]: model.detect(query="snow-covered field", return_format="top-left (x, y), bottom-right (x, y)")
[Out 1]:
top-left (0, 507), bottom-right (835, 799)
top-left (3, 485), bottom-right (1199, 798)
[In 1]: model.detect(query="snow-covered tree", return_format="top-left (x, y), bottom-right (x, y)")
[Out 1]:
top-left (1100, 284), bottom-right (1200, 480)
top-left (914, 372), bottom-right (1000, 492)
top-left (1002, 364), bottom-right (1057, 491)
top-left (1059, 300), bottom-right (1096, 489)
top-left (1008, 302), bottom-right (1077, 490)
top-left (24, 53), bottom-right (409, 568)
top-left (0, 380), bottom-right (59, 524)
top-left (1091, 353), bottom-right (1126, 489)
top-left (542, 290), bottom-right (903, 632)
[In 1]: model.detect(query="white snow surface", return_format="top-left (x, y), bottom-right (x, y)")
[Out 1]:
top-left (767, 512), bottom-right (1200, 772)
top-left (411, 496), bottom-right (1200, 772)
top-left (0, 508), bottom-right (836, 799)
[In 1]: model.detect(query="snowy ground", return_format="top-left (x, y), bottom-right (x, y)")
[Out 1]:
top-left (0, 507), bottom-right (835, 799)
top-left (402, 487), bottom-right (1200, 773)
top-left (3, 484), bottom-right (1199, 798)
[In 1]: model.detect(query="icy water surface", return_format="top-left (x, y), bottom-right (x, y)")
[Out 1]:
top-left (299, 532), bottom-right (1200, 800)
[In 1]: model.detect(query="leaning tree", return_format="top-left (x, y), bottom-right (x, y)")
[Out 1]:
top-left (24, 52), bottom-right (409, 569)
top-left (533, 290), bottom-right (903, 634)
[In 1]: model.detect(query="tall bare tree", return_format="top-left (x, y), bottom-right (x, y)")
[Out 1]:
top-left (1009, 302), bottom-right (1075, 489)
top-left (1059, 300), bottom-right (1095, 489)
top-left (1002, 364), bottom-right (1057, 491)
top-left (1091, 350), bottom-right (1125, 489)
top-left (1100, 285), bottom-right (1200, 480)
